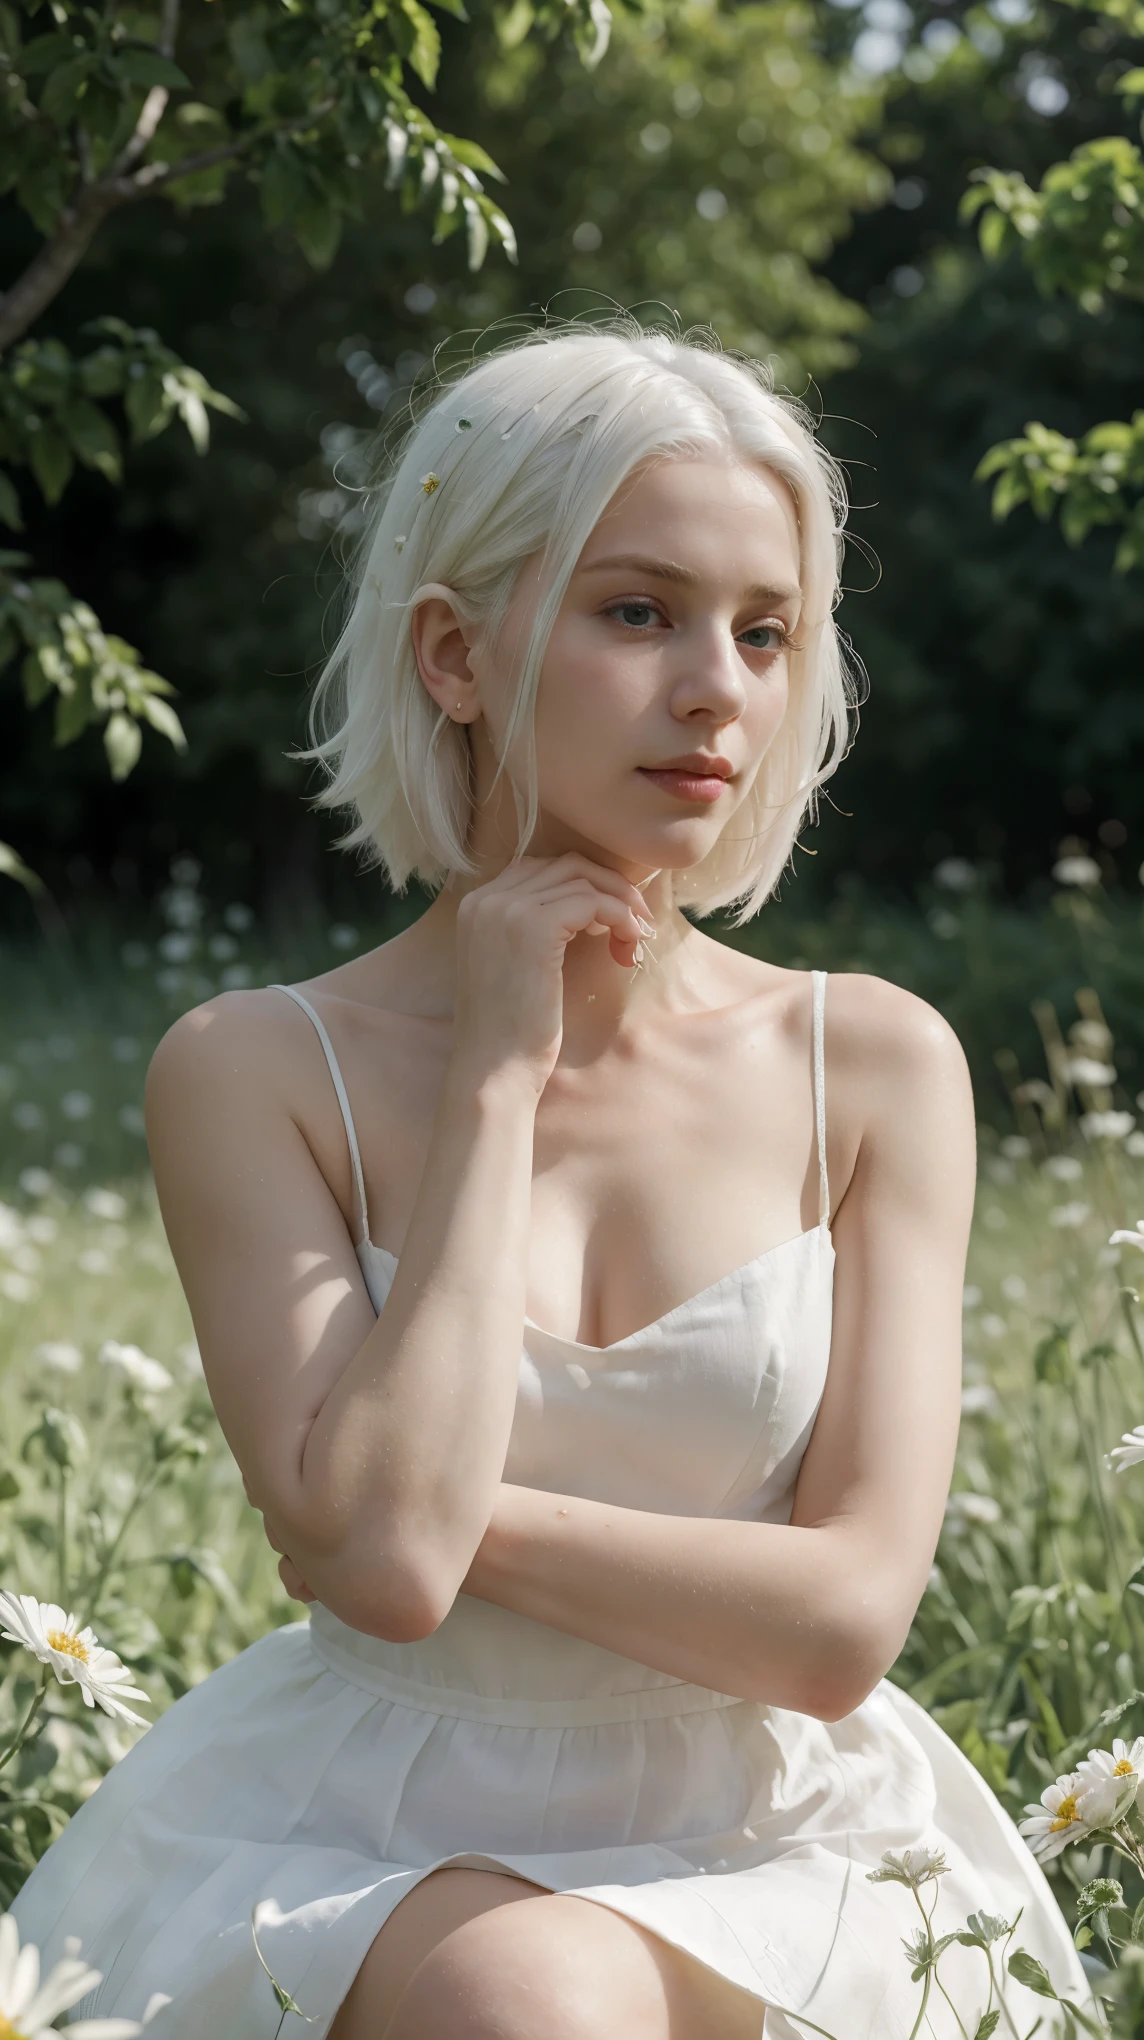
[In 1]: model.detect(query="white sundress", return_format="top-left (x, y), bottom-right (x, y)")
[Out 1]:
top-left (13, 971), bottom-right (1092, 2038)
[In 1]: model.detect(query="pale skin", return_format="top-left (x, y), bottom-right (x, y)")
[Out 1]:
top-left (145, 451), bottom-right (976, 2040)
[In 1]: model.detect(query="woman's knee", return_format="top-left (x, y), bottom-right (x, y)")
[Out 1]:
top-left (383, 1895), bottom-right (662, 2040)
top-left (330, 1868), bottom-right (544, 2039)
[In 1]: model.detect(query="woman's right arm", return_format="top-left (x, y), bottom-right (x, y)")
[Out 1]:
top-left (144, 854), bottom-right (650, 1642)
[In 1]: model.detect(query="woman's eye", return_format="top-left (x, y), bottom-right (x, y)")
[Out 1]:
top-left (739, 624), bottom-right (785, 652)
top-left (609, 602), bottom-right (660, 629)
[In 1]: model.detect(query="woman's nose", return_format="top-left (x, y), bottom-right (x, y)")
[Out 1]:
top-left (669, 626), bottom-right (747, 721)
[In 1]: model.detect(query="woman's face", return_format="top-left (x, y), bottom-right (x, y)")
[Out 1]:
top-left (473, 451), bottom-right (803, 879)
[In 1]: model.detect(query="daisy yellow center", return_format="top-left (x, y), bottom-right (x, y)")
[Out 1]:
top-left (1050, 1794), bottom-right (1081, 1830)
top-left (46, 1626), bottom-right (89, 1662)
top-left (0, 2015), bottom-right (28, 2040)
top-left (1114, 1759), bottom-right (1135, 1776)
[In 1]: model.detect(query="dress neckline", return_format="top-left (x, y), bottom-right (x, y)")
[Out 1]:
top-left (356, 1223), bottom-right (833, 1357)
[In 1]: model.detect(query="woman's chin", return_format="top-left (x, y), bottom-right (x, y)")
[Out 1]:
top-left (534, 811), bottom-right (723, 877)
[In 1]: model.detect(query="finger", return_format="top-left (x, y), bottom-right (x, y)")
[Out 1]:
top-left (534, 881), bottom-right (647, 944)
top-left (536, 886), bottom-right (642, 971)
top-left (511, 853), bottom-right (652, 926)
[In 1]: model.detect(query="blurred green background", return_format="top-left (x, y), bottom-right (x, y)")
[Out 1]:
top-left (2, 0), bottom-right (1143, 1103)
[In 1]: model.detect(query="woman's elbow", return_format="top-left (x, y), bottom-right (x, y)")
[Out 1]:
top-left (297, 1538), bottom-right (457, 1643)
top-left (799, 1601), bottom-right (907, 1723)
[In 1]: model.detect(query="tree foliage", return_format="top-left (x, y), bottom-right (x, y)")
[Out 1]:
top-left (0, 0), bottom-right (618, 885)
top-left (960, 3), bottom-right (1144, 568)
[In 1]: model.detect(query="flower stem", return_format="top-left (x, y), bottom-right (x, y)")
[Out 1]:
top-left (81, 1462), bottom-right (163, 1629)
top-left (0, 1667), bottom-right (50, 1775)
top-left (56, 1462), bottom-right (69, 1608)
top-left (988, 1944), bottom-right (1024, 2040)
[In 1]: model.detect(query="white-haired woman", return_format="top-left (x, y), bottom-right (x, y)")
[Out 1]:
top-left (13, 322), bottom-right (1091, 2039)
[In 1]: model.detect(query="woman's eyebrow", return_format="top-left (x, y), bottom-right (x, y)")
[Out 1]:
top-left (579, 553), bottom-right (801, 607)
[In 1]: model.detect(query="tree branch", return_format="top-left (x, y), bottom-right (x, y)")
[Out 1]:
top-left (123, 133), bottom-right (256, 195)
top-left (110, 0), bottom-right (181, 177)
top-left (0, 188), bottom-right (118, 352)
top-left (0, 93), bottom-right (338, 352)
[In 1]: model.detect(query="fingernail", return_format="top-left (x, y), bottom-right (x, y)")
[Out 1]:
top-left (637, 916), bottom-right (655, 936)
top-left (634, 942), bottom-right (645, 964)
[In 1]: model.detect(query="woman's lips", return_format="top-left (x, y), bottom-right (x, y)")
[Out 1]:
top-left (637, 767), bottom-right (730, 804)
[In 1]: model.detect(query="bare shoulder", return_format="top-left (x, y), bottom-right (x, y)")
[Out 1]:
top-left (145, 985), bottom-right (301, 1112)
top-left (823, 971), bottom-right (970, 1091)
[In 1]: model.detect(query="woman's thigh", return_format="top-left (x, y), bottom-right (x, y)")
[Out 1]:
top-left (329, 1865), bottom-right (766, 2040)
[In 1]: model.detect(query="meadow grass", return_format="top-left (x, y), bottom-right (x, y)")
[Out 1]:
top-left (3, 863), bottom-right (1144, 2028)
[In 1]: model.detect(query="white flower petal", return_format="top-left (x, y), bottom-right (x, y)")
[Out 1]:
top-left (21, 1953), bottom-right (102, 2028)
top-left (66, 2021), bottom-right (144, 2038)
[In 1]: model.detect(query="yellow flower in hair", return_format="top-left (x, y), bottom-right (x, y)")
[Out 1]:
top-left (420, 472), bottom-right (441, 495)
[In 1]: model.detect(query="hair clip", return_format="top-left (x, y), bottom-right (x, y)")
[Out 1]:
top-left (456, 417), bottom-right (473, 433)
top-left (420, 472), bottom-right (441, 495)
top-left (393, 535), bottom-right (406, 552)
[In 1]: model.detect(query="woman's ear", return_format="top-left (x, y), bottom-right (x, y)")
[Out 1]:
top-left (410, 585), bottom-right (481, 724)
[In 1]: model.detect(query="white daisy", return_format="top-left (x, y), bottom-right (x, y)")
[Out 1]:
top-left (96, 1343), bottom-right (172, 1395)
top-left (1064, 1057), bottom-right (1116, 1087)
top-left (866, 1845), bottom-right (951, 1889)
top-left (1018, 1772), bottom-right (1093, 1860)
top-left (1081, 1112), bottom-right (1135, 1142)
top-left (0, 1911), bottom-right (142, 2037)
top-left (1075, 1739), bottom-right (1144, 1826)
top-left (1109, 1221), bottom-right (1144, 1255)
top-left (1106, 1425), bottom-right (1144, 1474)
top-left (1053, 856), bottom-right (1102, 889)
top-left (0, 1594), bottom-right (149, 1726)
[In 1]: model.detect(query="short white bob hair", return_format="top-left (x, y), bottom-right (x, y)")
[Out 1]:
top-left (297, 315), bottom-right (862, 923)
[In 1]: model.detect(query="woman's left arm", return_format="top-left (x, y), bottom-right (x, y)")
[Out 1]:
top-left (460, 980), bottom-right (976, 1722)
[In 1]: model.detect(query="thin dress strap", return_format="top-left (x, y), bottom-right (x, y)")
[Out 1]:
top-left (266, 985), bottom-right (370, 1249)
top-left (810, 970), bottom-right (830, 1227)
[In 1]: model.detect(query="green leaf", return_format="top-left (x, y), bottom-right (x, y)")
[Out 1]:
top-left (137, 692), bottom-right (187, 750)
top-left (293, 200), bottom-right (342, 269)
top-left (104, 710), bottom-right (142, 780)
top-left (53, 665), bottom-right (94, 746)
top-left (973, 2014), bottom-right (1000, 2040)
top-left (0, 472), bottom-right (23, 532)
top-left (78, 345), bottom-right (128, 400)
top-left (0, 1466), bottom-right (19, 1501)
top-left (1008, 1951), bottom-right (1057, 2000)
top-left (39, 55), bottom-right (93, 128)
top-left (114, 48), bottom-right (190, 90)
top-left (0, 840), bottom-right (43, 893)
top-left (1033, 1328), bottom-right (1072, 1384)
top-left (124, 372), bottom-right (170, 443)
top-left (395, 0), bottom-right (441, 88)
top-left (27, 425), bottom-right (74, 505)
top-left (259, 146), bottom-right (312, 231)
top-left (1077, 1878), bottom-right (1125, 1920)
top-left (62, 399), bottom-right (121, 482)
top-left (16, 31), bottom-right (76, 74)
top-left (463, 196), bottom-right (488, 269)
top-left (438, 132), bottom-right (504, 180)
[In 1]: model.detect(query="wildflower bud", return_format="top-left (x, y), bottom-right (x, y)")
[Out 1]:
top-left (23, 1407), bottom-right (88, 1471)
top-left (153, 1425), bottom-right (208, 1464)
